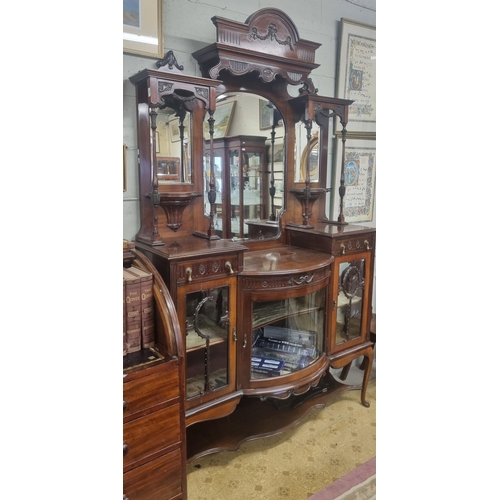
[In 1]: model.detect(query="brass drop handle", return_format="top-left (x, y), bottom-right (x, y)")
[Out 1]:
top-left (123, 443), bottom-right (129, 457)
top-left (243, 334), bottom-right (247, 348)
top-left (186, 267), bottom-right (192, 282)
top-left (233, 327), bottom-right (237, 342)
top-left (225, 261), bottom-right (234, 274)
top-left (340, 244), bottom-right (346, 255)
top-left (364, 240), bottom-right (371, 250)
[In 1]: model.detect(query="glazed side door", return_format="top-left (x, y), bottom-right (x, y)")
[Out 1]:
top-left (330, 250), bottom-right (372, 354)
top-left (177, 275), bottom-right (237, 411)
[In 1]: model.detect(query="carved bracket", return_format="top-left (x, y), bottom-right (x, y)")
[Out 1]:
top-left (158, 192), bottom-right (201, 231)
top-left (289, 187), bottom-right (326, 228)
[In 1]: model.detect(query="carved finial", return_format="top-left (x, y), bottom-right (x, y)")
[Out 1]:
top-left (156, 50), bottom-right (184, 71)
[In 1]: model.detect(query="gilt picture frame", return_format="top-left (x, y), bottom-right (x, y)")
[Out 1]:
top-left (203, 102), bottom-right (235, 140)
top-left (123, 0), bottom-right (164, 58)
top-left (336, 19), bottom-right (376, 133)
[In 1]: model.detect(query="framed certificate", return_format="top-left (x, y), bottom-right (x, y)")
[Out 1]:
top-left (336, 19), bottom-right (376, 133)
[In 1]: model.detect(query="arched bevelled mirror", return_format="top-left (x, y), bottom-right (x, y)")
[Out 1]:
top-left (202, 92), bottom-right (285, 240)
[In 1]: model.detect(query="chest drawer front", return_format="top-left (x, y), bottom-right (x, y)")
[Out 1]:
top-left (123, 447), bottom-right (182, 500)
top-left (123, 369), bottom-right (179, 417)
top-left (333, 234), bottom-right (375, 256)
top-left (123, 404), bottom-right (181, 468)
top-left (176, 256), bottom-right (238, 284)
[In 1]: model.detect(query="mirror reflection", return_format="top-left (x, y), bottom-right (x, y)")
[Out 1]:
top-left (155, 106), bottom-right (192, 185)
top-left (294, 120), bottom-right (320, 183)
top-left (203, 93), bottom-right (285, 240)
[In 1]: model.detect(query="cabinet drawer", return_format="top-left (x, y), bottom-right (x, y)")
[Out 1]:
top-left (123, 404), bottom-right (181, 468)
top-left (333, 234), bottom-right (374, 256)
top-left (176, 256), bottom-right (238, 284)
top-left (123, 447), bottom-right (182, 500)
top-left (123, 369), bottom-right (179, 417)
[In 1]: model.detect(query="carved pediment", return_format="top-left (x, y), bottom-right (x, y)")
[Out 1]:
top-left (192, 8), bottom-right (321, 86)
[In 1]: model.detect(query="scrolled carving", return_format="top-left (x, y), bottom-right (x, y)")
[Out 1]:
top-left (290, 273), bottom-right (315, 286)
top-left (195, 87), bottom-right (209, 100)
top-left (158, 81), bottom-right (174, 93)
top-left (156, 50), bottom-right (184, 71)
top-left (298, 79), bottom-right (318, 95)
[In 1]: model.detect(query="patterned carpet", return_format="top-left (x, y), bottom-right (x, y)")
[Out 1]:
top-left (186, 376), bottom-right (376, 499)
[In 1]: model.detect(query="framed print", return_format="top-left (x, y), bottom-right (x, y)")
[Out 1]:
top-left (259, 99), bottom-right (273, 130)
top-left (336, 19), bottom-right (376, 133)
top-left (123, 0), bottom-right (164, 58)
top-left (331, 135), bottom-right (376, 223)
top-left (203, 102), bottom-right (235, 139)
top-left (169, 118), bottom-right (180, 142)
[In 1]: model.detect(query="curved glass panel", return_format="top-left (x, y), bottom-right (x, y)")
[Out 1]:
top-left (250, 288), bottom-right (326, 379)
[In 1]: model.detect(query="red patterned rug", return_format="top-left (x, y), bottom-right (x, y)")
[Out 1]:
top-left (308, 457), bottom-right (376, 499)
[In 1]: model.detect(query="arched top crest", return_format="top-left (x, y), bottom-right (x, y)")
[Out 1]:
top-left (192, 8), bottom-right (321, 86)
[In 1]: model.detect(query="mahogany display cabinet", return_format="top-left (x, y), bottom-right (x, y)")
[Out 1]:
top-left (125, 7), bottom-right (375, 497)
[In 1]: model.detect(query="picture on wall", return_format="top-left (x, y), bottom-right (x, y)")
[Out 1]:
top-left (336, 19), bottom-right (376, 133)
top-left (203, 102), bottom-right (235, 139)
top-left (259, 99), bottom-right (273, 130)
top-left (123, 0), bottom-right (163, 58)
top-left (331, 136), bottom-right (376, 223)
top-left (169, 118), bottom-right (180, 142)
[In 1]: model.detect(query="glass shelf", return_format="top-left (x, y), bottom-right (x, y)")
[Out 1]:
top-left (250, 288), bottom-right (325, 379)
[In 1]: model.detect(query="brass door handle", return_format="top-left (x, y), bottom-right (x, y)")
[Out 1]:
top-left (225, 261), bottom-right (234, 274)
top-left (364, 240), bottom-right (371, 250)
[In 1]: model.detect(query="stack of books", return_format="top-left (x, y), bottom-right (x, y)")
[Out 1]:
top-left (123, 266), bottom-right (155, 355)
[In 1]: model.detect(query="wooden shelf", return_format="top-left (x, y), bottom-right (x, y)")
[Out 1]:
top-left (186, 371), bottom-right (355, 462)
top-left (185, 314), bottom-right (227, 352)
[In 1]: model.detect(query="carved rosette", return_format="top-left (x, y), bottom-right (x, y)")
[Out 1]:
top-left (177, 258), bottom-right (237, 282)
